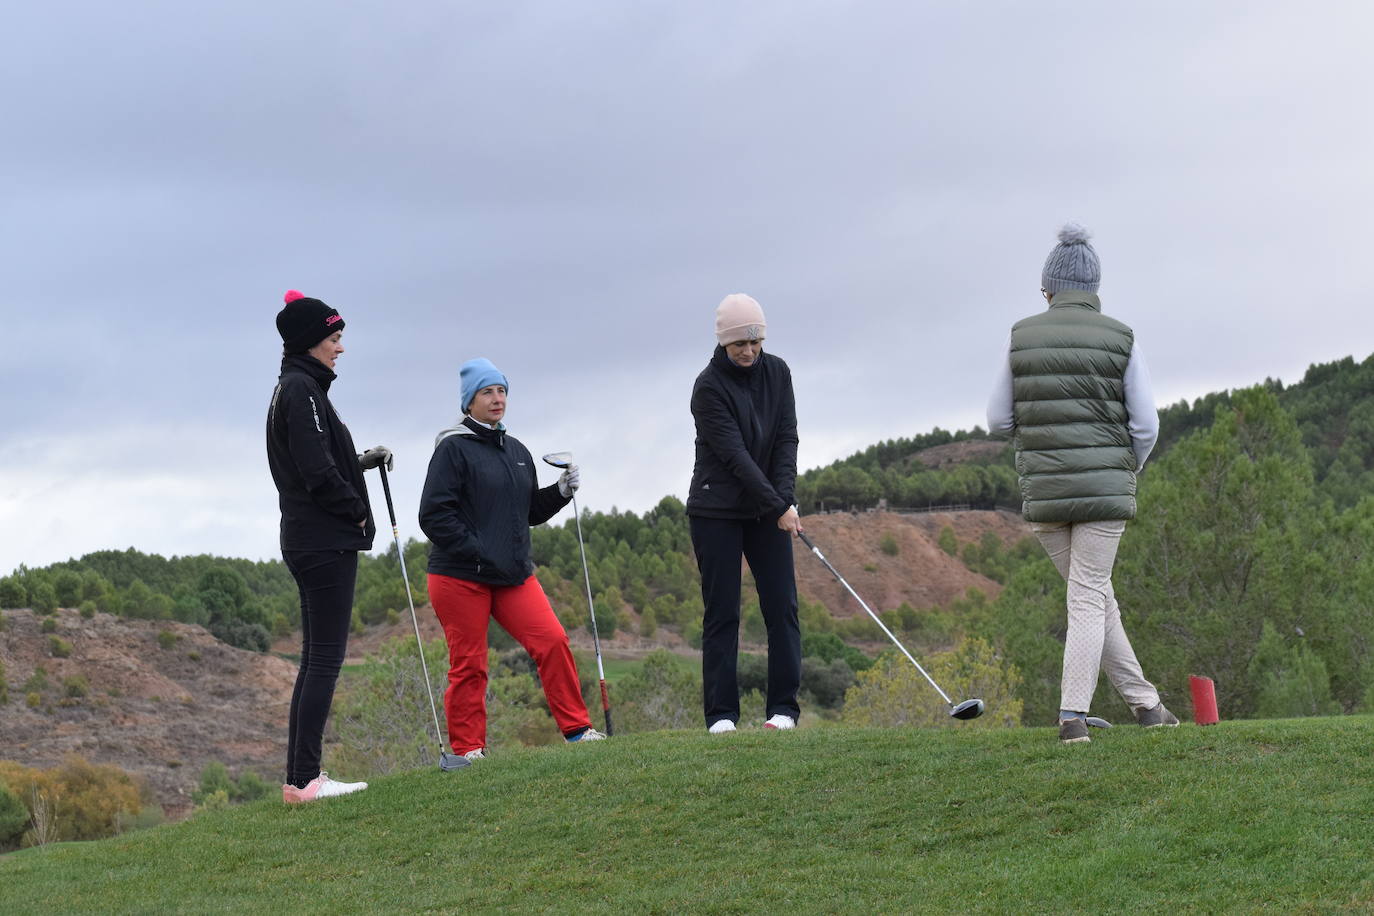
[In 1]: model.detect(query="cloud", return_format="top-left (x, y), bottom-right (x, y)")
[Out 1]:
top-left (3, 2), bottom-right (1374, 570)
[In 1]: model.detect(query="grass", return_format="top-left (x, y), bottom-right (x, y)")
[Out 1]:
top-left (4, 717), bottom-right (1373, 914)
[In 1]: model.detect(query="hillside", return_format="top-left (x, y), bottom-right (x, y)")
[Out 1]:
top-left (3, 720), bottom-right (1370, 913)
top-left (0, 608), bottom-right (294, 818)
top-left (790, 509), bottom-right (1024, 614)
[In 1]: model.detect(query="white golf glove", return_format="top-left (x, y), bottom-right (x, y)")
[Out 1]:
top-left (558, 464), bottom-right (580, 498)
top-left (359, 446), bottom-right (394, 472)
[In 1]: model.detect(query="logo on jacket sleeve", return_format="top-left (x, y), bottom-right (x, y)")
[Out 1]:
top-left (308, 396), bottom-right (323, 433)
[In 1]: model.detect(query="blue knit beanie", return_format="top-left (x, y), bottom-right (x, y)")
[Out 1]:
top-left (459, 358), bottom-right (509, 413)
top-left (1041, 223), bottom-right (1101, 294)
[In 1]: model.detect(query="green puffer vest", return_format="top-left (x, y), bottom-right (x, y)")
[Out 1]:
top-left (1009, 291), bottom-right (1137, 523)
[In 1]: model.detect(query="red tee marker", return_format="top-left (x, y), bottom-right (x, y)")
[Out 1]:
top-left (1189, 675), bottom-right (1219, 725)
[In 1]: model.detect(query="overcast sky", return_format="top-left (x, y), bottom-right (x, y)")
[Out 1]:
top-left (3, 2), bottom-right (1373, 572)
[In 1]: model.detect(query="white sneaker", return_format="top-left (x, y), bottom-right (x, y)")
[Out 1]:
top-left (708, 720), bottom-right (737, 734)
top-left (463, 749), bottom-right (487, 761)
top-left (566, 728), bottom-right (606, 743)
top-left (763, 714), bottom-right (796, 730)
top-left (283, 771), bottom-right (367, 803)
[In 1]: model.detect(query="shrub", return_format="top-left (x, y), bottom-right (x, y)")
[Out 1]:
top-left (79, 601), bottom-right (97, 619)
top-left (22, 667), bottom-right (48, 693)
top-left (937, 525), bottom-right (958, 556)
top-left (879, 534), bottom-right (899, 557)
top-left (48, 636), bottom-right (72, 658)
top-left (157, 629), bottom-right (177, 650)
top-left (801, 656), bottom-right (857, 708)
top-left (0, 757), bottom-right (145, 845)
top-left (0, 577), bottom-right (27, 609)
top-left (187, 651), bottom-right (201, 662)
top-left (63, 675), bottom-right (89, 699)
top-left (615, 650), bottom-right (701, 732)
top-left (40, 618), bottom-right (57, 634)
top-left (842, 636), bottom-right (1022, 729)
top-left (209, 619), bottom-right (270, 653)
top-left (0, 783), bottom-right (28, 849)
top-left (29, 581), bottom-right (58, 614)
top-left (25, 692), bottom-right (41, 709)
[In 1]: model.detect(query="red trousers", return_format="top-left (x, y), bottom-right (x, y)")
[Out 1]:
top-left (427, 573), bottom-right (591, 754)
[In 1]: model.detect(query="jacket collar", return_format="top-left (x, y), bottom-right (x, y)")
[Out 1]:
top-left (280, 353), bottom-right (336, 391)
top-left (1047, 290), bottom-right (1102, 313)
top-left (435, 415), bottom-right (506, 448)
top-left (711, 345), bottom-right (764, 380)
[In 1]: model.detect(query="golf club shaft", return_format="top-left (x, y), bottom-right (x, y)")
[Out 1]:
top-left (571, 494), bottom-right (613, 735)
top-left (796, 531), bottom-right (954, 706)
top-left (378, 465), bottom-right (448, 753)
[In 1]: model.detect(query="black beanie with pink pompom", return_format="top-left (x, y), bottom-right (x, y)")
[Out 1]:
top-left (276, 290), bottom-right (345, 353)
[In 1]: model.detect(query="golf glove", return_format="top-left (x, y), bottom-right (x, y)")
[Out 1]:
top-left (359, 446), bottom-right (394, 472)
top-left (558, 464), bottom-right (580, 498)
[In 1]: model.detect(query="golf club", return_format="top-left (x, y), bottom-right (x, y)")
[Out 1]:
top-left (796, 531), bottom-right (985, 720)
top-left (377, 464), bottom-right (469, 771)
top-left (542, 452), bottom-right (613, 736)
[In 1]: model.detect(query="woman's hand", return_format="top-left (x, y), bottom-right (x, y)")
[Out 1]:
top-left (777, 506), bottom-right (802, 535)
top-left (359, 445), bottom-right (394, 472)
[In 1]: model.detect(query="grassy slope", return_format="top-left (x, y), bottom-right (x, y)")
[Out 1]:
top-left (3, 718), bottom-right (1373, 914)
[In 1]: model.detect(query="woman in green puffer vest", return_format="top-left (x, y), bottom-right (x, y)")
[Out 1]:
top-left (987, 223), bottom-right (1179, 744)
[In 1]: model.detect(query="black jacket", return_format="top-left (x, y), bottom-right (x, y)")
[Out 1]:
top-left (687, 347), bottom-right (799, 521)
top-left (266, 354), bottom-right (376, 552)
top-left (419, 417), bottom-right (571, 586)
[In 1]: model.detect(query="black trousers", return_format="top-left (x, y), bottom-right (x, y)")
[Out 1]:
top-left (690, 515), bottom-right (801, 726)
top-left (283, 549), bottom-right (358, 787)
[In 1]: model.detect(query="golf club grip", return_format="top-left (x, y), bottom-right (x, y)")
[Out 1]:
top-left (377, 464), bottom-right (399, 528)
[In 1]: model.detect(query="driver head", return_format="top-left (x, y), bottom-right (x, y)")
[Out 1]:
top-left (542, 452), bottom-right (573, 469)
top-left (949, 699), bottom-right (985, 720)
top-left (439, 752), bottom-right (471, 771)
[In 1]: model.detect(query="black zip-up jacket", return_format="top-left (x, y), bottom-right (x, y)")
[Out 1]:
top-left (687, 347), bottom-right (799, 521)
top-left (266, 354), bottom-right (375, 551)
top-left (419, 417), bottom-right (571, 586)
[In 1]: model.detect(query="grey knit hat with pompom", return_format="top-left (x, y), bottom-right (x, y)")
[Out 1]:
top-left (1041, 222), bottom-right (1100, 294)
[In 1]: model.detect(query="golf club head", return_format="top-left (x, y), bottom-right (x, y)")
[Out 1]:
top-left (949, 698), bottom-right (986, 720)
top-left (1085, 716), bottom-right (1113, 729)
top-left (542, 451), bottom-right (573, 469)
top-left (439, 752), bottom-right (470, 772)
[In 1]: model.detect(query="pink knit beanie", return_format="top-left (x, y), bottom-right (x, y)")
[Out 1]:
top-left (714, 293), bottom-right (767, 346)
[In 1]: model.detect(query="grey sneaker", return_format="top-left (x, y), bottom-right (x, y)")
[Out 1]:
top-left (1135, 703), bottom-right (1180, 727)
top-left (1059, 718), bottom-right (1090, 744)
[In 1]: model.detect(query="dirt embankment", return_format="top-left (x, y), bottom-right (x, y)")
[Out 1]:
top-left (907, 439), bottom-right (1011, 470)
top-left (791, 510), bottom-right (1030, 614)
top-left (0, 608), bottom-right (294, 819)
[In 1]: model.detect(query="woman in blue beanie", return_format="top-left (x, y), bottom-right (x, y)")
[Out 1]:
top-left (419, 358), bottom-right (605, 760)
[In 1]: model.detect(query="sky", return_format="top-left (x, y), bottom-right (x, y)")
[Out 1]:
top-left (3, 2), bottom-right (1373, 572)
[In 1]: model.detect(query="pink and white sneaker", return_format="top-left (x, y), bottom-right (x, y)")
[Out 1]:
top-left (763, 714), bottom-right (796, 730)
top-left (281, 771), bottom-right (368, 804)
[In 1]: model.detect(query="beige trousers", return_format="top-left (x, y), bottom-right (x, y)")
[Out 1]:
top-left (1031, 520), bottom-right (1161, 715)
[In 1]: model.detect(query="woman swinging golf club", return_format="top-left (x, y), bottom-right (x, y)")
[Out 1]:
top-left (688, 294), bottom-right (803, 733)
top-left (419, 358), bottom-right (606, 761)
top-left (267, 290), bottom-right (391, 803)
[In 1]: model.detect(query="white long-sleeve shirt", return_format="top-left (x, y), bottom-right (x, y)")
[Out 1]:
top-left (986, 334), bottom-right (1159, 471)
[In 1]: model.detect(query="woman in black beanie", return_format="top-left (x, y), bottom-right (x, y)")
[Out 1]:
top-left (266, 290), bottom-right (390, 803)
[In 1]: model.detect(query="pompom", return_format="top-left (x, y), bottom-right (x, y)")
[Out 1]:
top-left (283, 289), bottom-right (305, 304)
top-left (1057, 222), bottom-right (1091, 244)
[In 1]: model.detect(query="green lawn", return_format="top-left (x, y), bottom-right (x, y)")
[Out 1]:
top-left (4, 718), bottom-right (1373, 913)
